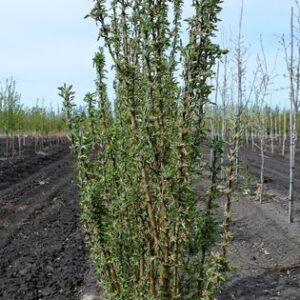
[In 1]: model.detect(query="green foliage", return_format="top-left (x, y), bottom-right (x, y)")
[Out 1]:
top-left (61, 1), bottom-right (229, 299)
top-left (0, 78), bottom-right (66, 137)
top-left (0, 78), bottom-right (21, 135)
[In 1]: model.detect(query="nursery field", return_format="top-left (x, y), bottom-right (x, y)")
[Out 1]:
top-left (219, 143), bottom-right (300, 299)
top-left (0, 138), bottom-right (299, 299)
top-left (0, 138), bottom-right (89, 300)
top-left (242, 143), bottom-right (300, 214)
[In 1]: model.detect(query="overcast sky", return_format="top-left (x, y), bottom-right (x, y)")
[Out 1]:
top-left (0, 0), bottom-right (295, 108)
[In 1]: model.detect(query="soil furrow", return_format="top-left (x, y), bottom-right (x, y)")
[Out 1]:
top-left (0, 140), bottom-right (88, 300)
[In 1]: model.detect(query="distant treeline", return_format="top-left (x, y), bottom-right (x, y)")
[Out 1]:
top-left (205, 104), bottom-right (300, 137)
top-left (0, 78), bottom-right (66, 136)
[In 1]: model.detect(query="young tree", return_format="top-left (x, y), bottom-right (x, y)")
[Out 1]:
top-left (234, 0), bottom-right (245, 184)
top-left (60, 1), bottom-right (230, 299)
top-left (282, 109), bottom-right (287, 156)
top-left (0, 78), bottom-right (21, 156)
top-left (282, 4), bottom-right (300, 223)
top-left (253, 41), bottom-right (273, 203)
top-left (220, 55), bottom-right (229, 180)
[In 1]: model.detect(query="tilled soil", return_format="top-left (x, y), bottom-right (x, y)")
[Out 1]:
top-left (0, 138), bottom-right (89, 300)
top-left (1, 138), bottom-right (300, 299)
top-left (219, 142), bottom-right (300, 299)
top-left (219, 196), bottom-right (300, 300)
top-left (243, 144), bottom-right (300, 213)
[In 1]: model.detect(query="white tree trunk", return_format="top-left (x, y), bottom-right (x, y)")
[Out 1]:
top-left (270, 111), bottom-right (274, 154)
top-left (282, 110), bottom-right (287, 156)
top-left (288, 7), bottom-right (296, 223)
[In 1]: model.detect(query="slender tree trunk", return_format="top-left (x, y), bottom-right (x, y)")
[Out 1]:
top-left (289, 107), bottom-right (296, 223)
top-left (270, 111), bottom-right (274, 154)
top-left (282, 110), bottom-right (287, 156)
top-left (211, 62), bottom-right (220, 165)
top-left (18, 134), bottom-right (21, 157)
top-left (289, 7), bottom-right (296, 223)
top-left (278, 111), bottom-right (282, 147)
top-left (259, 122), bottom-right (265, 203)
top-left (12, 135), bottom-right (15, 157)
top-left (221, 57), bottom-right (227, 180)
top-left (275, 112), bottom-right (278, 142)
top-left (5, 135), bottom-right (8, 157)
top-left (251, 127), bottom-right (255, 151)
top-left (233, 0), bottom-right (245, 186)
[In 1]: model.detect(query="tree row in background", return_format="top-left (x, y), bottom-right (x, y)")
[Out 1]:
top-left (206, 0), bottom-right (300, 223)
top-left (206, 104), bottom-right (296, 156)
top-left (0, 78), bottom-right (67, 156)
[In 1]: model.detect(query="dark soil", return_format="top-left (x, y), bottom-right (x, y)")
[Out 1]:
top-left (218, 195), bottom-right (300, 300)
top-left (0, 137), bottom-right (89, 300)
top-left (242, 141), bottom-right (300, 212)
top-left (1, 137), bottom-right (300, 299)
top-left (218, 141), bottom-right (300, 300)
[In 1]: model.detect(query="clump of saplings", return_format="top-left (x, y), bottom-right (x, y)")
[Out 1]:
top-left (60, 1), bottom-right (232, 299)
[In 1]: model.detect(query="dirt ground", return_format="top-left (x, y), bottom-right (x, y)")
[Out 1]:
top-left (0, 138), bottom-right (89, 300)
top-left (0, 137), bottom-right (300, 299)
top-left (218, 141), bottom-right (300, 300)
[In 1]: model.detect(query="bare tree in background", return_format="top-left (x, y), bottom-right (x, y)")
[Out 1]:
top-left (253, 40), bottom-right (274, 203)
top-left (281, 4), bottom-right (300, 223)
top-left (220, 55), bottom-right (229, 180)
top-left (234, 0), bottom-right (245, 185)
top-left (282, 109), bottom-right (287, 156)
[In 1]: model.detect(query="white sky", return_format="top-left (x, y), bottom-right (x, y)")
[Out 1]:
top-left (0, 0), bottom-right (295, 108)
